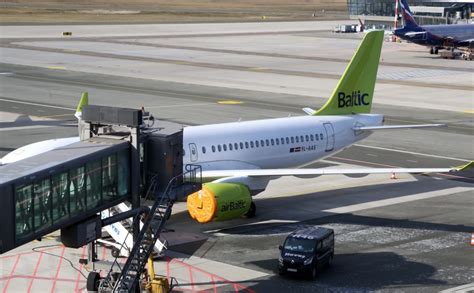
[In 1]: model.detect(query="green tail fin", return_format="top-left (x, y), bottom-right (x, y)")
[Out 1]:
top-left (74, 92), bottom-right (88, 119)
top-left (315, 31), bottom-right (384, 115)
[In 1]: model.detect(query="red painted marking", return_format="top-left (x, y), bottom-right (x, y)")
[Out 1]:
top-left (50, 246), bottom-right (66, 293)
top-left (27, 251), bottom-right (44, 292)
top-left (2, 254), bottom-right (21, 293)
top-left (210, 275), bottom-right (217, 293)
top-left (73, 246), bottom-right (87, 292)
top-left (188, 266), bottom-right (195, 291)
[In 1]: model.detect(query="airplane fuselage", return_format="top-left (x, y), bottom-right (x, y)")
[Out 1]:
top-left (394, 23), bottom-right (474, 47)
top-left (183, 114), bottom-right (383, 172)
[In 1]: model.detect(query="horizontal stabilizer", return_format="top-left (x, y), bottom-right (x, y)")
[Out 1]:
top-left (353, 124), bottom-right (446, 131)
top-left (302, 107), bottom-right (316, 115)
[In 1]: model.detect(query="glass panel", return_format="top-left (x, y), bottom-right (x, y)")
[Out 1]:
top-left (33, 178), bottom-right (51, 232)
top-left (86, 160), bottom-right (102, 209)
top-left (102, 154), bottom-right (117, 201)
top-left (15, 185), bottom-right (33, 241)
top-left (70, 166), bottom-right (86, 216)
top-left (52, 172), bottom-right (69, 223)
top-left (117, 149), bottom-right (130, 197)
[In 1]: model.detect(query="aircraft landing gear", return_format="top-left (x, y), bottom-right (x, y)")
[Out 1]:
top-left (245, 201), bottom-right (256, 218)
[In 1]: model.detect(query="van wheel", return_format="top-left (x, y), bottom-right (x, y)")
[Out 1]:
top-left (309, 266), bottom-right (317, 280)
top-left (86, 272), bottom-right (100, 291)
top-left (327, 254), bottom-right (334, 267)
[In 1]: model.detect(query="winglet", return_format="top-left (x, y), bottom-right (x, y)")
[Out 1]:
top-left (314, 31), bottom-right (384, 116)
top-left (74, 92), bottom-right (88, 120)
top-left (454, 161), bottom-right (474, 172)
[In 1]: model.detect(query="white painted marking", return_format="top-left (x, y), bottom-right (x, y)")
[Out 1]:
top-left (205, 219), bottom-right (298, 234)
top-left (406, 159), bottom-right (418, 163)
top-left (0, 125), bottom-right (53, 132)
top-left (0, 98), bottom-right (75, 111)
top-left (0, 72), bottom-right (13, 75)
top-left (367, 153), bottom-right (378, 157)
top-left (324, 187), bottom-right (473, 214)
top-left (439, 283), bottom-right (474, 293)
top-left (355, 144), bottom-right (470, 162)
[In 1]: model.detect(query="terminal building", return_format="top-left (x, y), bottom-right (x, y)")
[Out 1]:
top-left (347, 0), bottom-right (473, 28)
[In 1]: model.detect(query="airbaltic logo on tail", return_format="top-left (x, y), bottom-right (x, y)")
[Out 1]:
top-left (338, 91), bottom-right (370, 108)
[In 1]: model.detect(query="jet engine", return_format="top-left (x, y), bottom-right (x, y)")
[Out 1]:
top-left (187, 183), bottom-right (251, 224)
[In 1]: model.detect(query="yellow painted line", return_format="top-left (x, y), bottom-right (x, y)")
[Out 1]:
top-left (463, 110), bottom-right (474, 114)
top-left (47, 66), bottom-right (66, 70)
top-left (218, 100), bottom-right (243, 105)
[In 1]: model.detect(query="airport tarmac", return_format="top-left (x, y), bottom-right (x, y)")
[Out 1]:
top-left (0, 21), bottom-right (473, 292)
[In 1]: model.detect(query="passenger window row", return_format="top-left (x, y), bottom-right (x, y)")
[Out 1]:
top-left (202, 133), bottom-right (325, 154)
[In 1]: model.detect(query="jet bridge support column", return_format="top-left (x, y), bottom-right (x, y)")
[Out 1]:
top-left (130, 126), bottom-right (141, 243)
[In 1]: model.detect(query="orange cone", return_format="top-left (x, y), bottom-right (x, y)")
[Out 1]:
top-left (390, 172), bottom-right (397, 180)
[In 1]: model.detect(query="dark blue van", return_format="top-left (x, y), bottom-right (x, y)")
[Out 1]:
top-left (278, 226), bottom-right (334, 279)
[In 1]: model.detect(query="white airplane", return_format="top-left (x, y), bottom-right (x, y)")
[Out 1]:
top-left (1, 31), bottom-right (467, 224)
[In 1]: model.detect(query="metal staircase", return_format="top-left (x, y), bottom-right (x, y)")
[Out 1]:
top-left (99, 165), bottom-right (202, 292)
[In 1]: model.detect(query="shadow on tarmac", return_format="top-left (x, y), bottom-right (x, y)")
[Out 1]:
top-left (248, 252), bottom-right (445, 292)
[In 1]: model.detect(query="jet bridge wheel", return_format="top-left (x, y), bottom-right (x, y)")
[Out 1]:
top-left (245, 202), bottom-right (256, 218)
top-left (86, 272), bottom-right (100, 291)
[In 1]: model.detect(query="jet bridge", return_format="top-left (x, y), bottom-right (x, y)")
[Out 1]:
top-left (0, 104), bottom-right (190, 255)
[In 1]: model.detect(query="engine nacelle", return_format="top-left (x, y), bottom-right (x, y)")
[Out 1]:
top-left (187, 183), bottom-right (251, 224)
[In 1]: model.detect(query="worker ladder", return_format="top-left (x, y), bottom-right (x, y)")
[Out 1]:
top-left (99, 164), bottom-right (202, 292)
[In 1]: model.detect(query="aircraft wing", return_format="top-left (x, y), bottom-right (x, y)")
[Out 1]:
top-left (201, 164), bottom-right (469, 180)
top-left (352, 124), bottom-right (446, 131)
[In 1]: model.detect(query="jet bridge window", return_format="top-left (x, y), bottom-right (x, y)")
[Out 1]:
top-left (52, 172), bottom-right (69, 223)
top-left (86, 160), bottom-right (102, 209)
top-left (102, 154), bottom-right (117, 202)
top-left (117, 149), bottom-right (130, 197)
top-left (70, 166), bottom-right (86, 216)
top-left (15, 184), bottom-right (34, 242)
top-left (33, 178), bottom-right (52, 233)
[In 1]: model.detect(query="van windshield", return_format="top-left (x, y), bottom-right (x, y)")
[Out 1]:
top-left (283, 237), bottom-right (316, 253)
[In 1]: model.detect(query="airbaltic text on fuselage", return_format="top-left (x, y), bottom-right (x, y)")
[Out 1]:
top-left (338, 91), bottom-right (369, 108)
